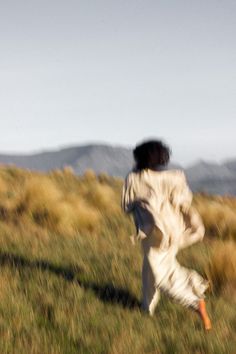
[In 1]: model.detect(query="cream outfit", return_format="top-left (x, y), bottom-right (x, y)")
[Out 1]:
top-left (122, 168), bottom-right (208, 315)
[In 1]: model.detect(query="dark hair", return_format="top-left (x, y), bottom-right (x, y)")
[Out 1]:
top-left (133, 139), bottom-right (171, 170)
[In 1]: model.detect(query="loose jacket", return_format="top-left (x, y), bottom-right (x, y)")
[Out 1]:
top-left (122, 168), bottom-right (205, 250)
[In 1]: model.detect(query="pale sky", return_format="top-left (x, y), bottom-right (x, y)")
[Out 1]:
top-left (0, 0), bottom-right (235, 166)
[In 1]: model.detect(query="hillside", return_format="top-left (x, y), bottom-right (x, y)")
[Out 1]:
top-left (0, 144), bottom-right (133, 176)
top-left (0, 144), bottom-right (236, 195)
top-left (186, 160), bottom-right (236, 195)
top-left (224, 159), bottom-right (236, 173)
top-left (0, 166), bottom-right (235, 353)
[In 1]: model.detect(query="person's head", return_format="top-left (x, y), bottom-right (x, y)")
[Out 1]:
top-left (133, 139), bottom-right (171, 171)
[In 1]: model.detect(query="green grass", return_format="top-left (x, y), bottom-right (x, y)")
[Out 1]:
top-left (0, 167), bottom-right (235, 353)
top-left (0, 224), bottom-right (235, 354)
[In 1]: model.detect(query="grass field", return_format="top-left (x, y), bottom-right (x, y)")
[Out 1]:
top-left (0, 166), bottom-right (235, 353)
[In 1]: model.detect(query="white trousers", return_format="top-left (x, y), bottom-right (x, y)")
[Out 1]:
top-left (141, 229), bottom-right (209, 316)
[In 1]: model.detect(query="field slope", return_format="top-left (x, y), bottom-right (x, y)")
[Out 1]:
top-left (0, 166), bottom-right (235, 354)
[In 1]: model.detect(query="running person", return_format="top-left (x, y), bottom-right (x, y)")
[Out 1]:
top-left (122, 140), bottom-right (211, 330)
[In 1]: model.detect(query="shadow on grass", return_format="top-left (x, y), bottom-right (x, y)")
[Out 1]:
top-left (0, 251), bottom-right (140, 310)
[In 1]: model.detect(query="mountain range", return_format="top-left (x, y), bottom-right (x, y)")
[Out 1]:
top-left (0, 144), bottom-right (236, 196)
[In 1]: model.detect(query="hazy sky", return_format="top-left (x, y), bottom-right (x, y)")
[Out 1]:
top-left (0, 0), bottom-right (235, 165)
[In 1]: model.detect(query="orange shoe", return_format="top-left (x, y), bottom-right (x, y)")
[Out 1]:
top-left (198, 299), bottom-right (212, 331)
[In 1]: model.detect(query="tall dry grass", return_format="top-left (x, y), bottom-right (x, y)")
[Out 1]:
top-left (0, 175), bottom-right (7, 194)
top-left (22, 176), bottom-right (63, 228)
top-left (0, 167), bottom-right (121, 236)
top-left (207, 240), bottom-right (236, 295)
top-left (1, 167), bottom-right (236, 273)
top-left (194, 194), bottom-right (236, 241)
top-left (0, 166), bottom-right (235, 352)
top-left (1, 166), bottom-right (236, 242)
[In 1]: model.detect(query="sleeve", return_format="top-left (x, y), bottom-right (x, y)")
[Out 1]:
top-left (121, 173), bottom-right (136, 213)
top-left (170, 171), bottom-right (193, 212)
top-left (173, 171), bottom-right (205, 249)
top-left (179, 206), bottom-right (205, 249)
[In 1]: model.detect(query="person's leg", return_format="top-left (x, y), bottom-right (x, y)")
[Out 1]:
top-left (198, 299), bottom-right (212, 330)
top-left (142, 254), bottom-right (160, 316)
top-left (161, 259), bottom-right (208, 309)
top-left (149, 288), bottom-right (160, 316)
top-left (141, 228), bottom-right (162, 316)
top-left (158, 258), bottom-right (212, 330)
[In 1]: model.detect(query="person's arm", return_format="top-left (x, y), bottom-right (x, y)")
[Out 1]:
top-left (170, 171), bottom-right (193, 211)
top-left (121, 173), bottom-right (136, 213)
top-left (179, 206), bottom-right (205, 249)
top-left (171, 171), bottom-right (205, 249)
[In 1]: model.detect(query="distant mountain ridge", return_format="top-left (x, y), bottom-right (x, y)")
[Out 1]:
top-left (185, 160), bottom-right (236, 195)
top-left (0, 144), bottom-right (236, 195)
